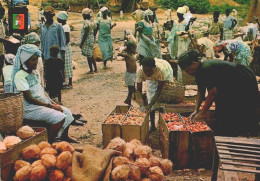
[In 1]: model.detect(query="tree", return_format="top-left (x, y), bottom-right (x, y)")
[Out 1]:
top-left (121, 0), bottom-right (136, 13)
top-left (244, 0), bottom-right (260, 25)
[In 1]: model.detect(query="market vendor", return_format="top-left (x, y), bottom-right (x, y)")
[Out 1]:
top-left (11, 44), bottom-right (77, 143)
top-left (178, 50), bottom-right (259, 136)
top-left (136, 9), bottom-right (161, 65)
top-left (136, 57), bottom-right (173, 132)
top-left (214, 40), bottom-right (251, 67)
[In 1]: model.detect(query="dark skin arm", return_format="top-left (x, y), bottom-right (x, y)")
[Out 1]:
top-left (220, 27), bottom-right (224, 40)
top-left (80, 26), bottom-right (89, 49)
top-left (231, 19), bottom-right (237, 30)
top-left (147, 81), bottom-right (165, 111)
top-left (189, 85), bottom-right (206, 120)
top-left (194, 87), bottom-right (216, 121)
top-left (65, 32), bottom-right (70, 45)
top-left (22, 90), bottom-right (63, 112)
top-left (136, 82), bottom-right (144, 106)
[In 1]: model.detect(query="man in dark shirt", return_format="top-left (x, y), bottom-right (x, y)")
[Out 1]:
top-left (178, 50), bottom-right (259, 136)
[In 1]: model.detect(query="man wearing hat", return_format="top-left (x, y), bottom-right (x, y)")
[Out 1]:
top-left (57, 11), bottom-right (73, 88)
top-left (178, 50), bottom-right (259, 136)
top-left (41, 6), bottom-right (66, 64)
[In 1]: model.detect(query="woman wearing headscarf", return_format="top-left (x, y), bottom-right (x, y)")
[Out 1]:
top-left (22, 32), bottom-right (44, 86)
top-left (167, 7), bottom-right (189, 82)
top-left (214, 40), bottom-right (251, 67)
top-left (136, 9), bottom-right (161, 65)
top-left (11, 44), bottom-right (76, 143)
top-left (96, 8), bottom-right (116, 68)
top-left (178, 50), bottom-right (259, 136)
top-left (57, 11), bottom-right (73, 88)
top-left (80, 8), bottom-right (97, 73)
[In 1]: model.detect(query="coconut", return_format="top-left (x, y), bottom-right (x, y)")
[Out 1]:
top-left (56, 151), bottom-right (72, 170)
top-left (41, 154), bottom-right (56, 168)
top-left (113, 156), bottom-right (130, 169)
top-left (128, 164), bottom-right (141, 180)
top-left (30, 164), bottom-right (47, 181)
top-left (48, 170), bottom-right (64, 181)
top-left (160, 159), bottom-right (173, 175)
top-left (38, 141), bottom-right (51, 150)
top-left (55, 141), bottom-right (75, 153)
top-left (16, 126), bottom-right (34, 139)
top-left (14, 160), bottom-right (31, 171)
top-left (0, 141), bottom-right (7, 153)
top-left (3, 136), bottom-right (21, 149)
top-left (111, 164), bottom-right (130, 181)
top-left (147, 166), bottom-right (164, 181)
top-left (31, 160), bottom-right (43, 168)
top-left (13, 165), bottom-right (31, 181)
top-left (134, 158), bottom-right (150, 174)
top-left (141, 178), bottom-right (152, 181)
top-left (149, 156), bottom-right (161, 167)
top-left (122, 143), bottom-right (135, 159)
top-left (65, 166), bottom-right (72, 178)
top-left (21, 144), bottom-right (41, 160)
top-left (134, 145), bottom-right (152, 159)
top-left (129, 139), bottom-right (142, 148)
top-left (40, 147), bottom-right (57, 157)
top-left (107, 137), bottom-right (126, 152)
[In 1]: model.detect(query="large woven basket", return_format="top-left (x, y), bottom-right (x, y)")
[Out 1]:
top-left (0, 93), bottom-right (24, 135)
top-left (159, 80), bottom-right (185, 104)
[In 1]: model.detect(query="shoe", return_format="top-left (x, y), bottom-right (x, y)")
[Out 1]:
top-left (72, 113), bottom-right (83, 120)
top-left (71, 120), bottom-right (85, 126)
top-left (63, 85), bottom-right (72, 90)
top-left (78, 119), bottom-right (87, 124)
top-left (87, 71), bottom-right (94, 74)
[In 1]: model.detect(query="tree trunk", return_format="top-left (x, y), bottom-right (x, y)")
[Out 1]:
top-left (121, 0), bottom-right (136, 13)
top-left (244, 0), bottom-right (260, 25)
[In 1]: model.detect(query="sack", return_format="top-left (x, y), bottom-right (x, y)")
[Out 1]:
top-left (72, 144), bottom-right (120, 181)
top-left (159, 80), bottom-right (185, 104)
top-left (93, 45), bottom-right (103, 62)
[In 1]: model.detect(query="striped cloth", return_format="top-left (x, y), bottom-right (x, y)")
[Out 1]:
top-left (64, 44), bottom-right (73, 78)
top-left (223, 29), bottom-right (233, 40)
top-left (81, 36), bottom-right (95, 57)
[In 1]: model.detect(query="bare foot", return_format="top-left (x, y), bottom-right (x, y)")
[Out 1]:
top-left (124, 99), bottom-right (131, 105)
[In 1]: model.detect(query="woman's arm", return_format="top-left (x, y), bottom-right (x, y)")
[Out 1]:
top-left (80, 26), bottom-right (89, 49)
top-left (23, 90), bottom-right (50, 107)
top-left (65, 32), bottom-right (70, 45)
top-left (147, 81), bottom-right (165, 110)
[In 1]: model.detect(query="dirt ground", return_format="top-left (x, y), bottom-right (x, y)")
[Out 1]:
top-left (25, 5), bottom-right (256, 180)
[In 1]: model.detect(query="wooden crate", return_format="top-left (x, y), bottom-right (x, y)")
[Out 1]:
top-left (159, 112), bottom-right (190, 169)
top-left (121, 114), bottom-right (149, 144)
top-left (102, 105), bottom-right (130, 148)
top-left (0, 127), bottom-right (47, 181)
top-left (179, 112), bottom-right (214, 169)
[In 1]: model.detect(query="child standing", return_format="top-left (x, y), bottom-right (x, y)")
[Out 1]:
top-left (45, 46), bottom-right (64, 104)
top-left (3, 54), bottom-right (15, 93)
top-left (57, 11), bottom-right (73, 88)
top-left (118, 41), bottom-right (137, 105)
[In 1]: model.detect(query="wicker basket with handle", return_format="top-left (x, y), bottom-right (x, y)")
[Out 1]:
top-left (159, 80), bottom-right (185, 104)
top-left (0, 93), bottom-right (24, 135)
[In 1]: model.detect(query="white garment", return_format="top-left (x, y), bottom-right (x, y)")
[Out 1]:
top-left (184, 12), bottom-right (193, 25)
top-left (147, 80), bottom-right (158, 111)
top-left (197, 37), bottom-right (214, 58)
top-left (62, 24), bottom-right (70, 33)
top-left (3, 65), bottom-right (13, 85)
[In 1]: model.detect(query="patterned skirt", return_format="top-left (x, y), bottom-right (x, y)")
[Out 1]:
top-left (223, 29), bottom-right (233, 40)
top-left (81, 36), bottom-right (95, 57)
top-left (64, 44), bottom-right (73, 78)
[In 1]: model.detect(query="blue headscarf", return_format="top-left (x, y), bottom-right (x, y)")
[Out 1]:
top-left (10, 44), bottom-right (42, 93)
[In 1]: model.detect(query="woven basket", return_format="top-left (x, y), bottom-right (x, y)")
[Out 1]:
top-left (159, 80), bottom-right (185, 104)
top-left (0, 93), bottom-right (24, 135)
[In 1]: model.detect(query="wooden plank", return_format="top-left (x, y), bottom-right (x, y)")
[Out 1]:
top-left (220, 146), bottom-right (239, 181)
top-left (219, 150), bottom-right (260, 158)
top-left (217, 146), bottom-right (260, 155)
top-left (215, 136), bottom-right (260, 146)
top-left (219, 154), bottom-right (260, 162)
top-left (221, 159), bottom-right (260, 168)
top-left (217, 143), bottom-right (260, 151)
top-left (221, 164), bottom-right (260, 174)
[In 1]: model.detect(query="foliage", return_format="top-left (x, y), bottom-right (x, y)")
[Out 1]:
top-left (209, 4), bottom-right (249, 19)
top-left (159, 0), bottom-right (211, 14)
top-left (233, 0), bottom-right (251, 5)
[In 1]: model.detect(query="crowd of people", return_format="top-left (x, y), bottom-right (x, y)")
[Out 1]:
top-left (0, 4), bottom-right (260, 141)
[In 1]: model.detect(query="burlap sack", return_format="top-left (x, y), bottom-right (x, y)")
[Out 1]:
top-left (72, 145), bottom-right (120, 181)
top-left (93, 45), bottom-right (103, 62)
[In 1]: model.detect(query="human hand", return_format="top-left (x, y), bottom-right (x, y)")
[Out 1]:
top-left (51, 104), bottom-right (63, 112)
top-left (193, 112), bottom-right (207, 122)
top-left (189, 110), bottom-right (198, 122)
